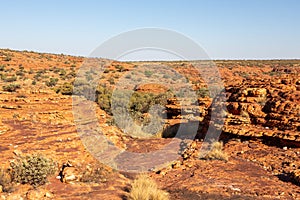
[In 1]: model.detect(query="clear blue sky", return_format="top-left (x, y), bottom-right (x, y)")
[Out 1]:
top-left (1, 0), bottom-right (300, 59)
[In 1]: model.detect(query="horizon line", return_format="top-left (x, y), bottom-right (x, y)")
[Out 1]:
top-left (1, 48), bottom-right (300, 62)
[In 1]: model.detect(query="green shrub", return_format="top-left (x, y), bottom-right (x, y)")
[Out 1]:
top-left (125, 74), bottom-right (132, 79)
top-left (144, 70), bottom-right (153, 77)
top-left (16, 70), bottom-right (25, 77)
top-left (37, 69), bottom-right (47, 74)
top-left (45, 77), bottom-right (58, 87)
top-left (108, 77), bottom-right (115, 84)
top-left (4, 56), bottom-right (11, 61)
top-left (2, 84), bottom-right (20, 92)
top-left (0, 65), bottom-right (5, 71)
top-left (10, 154), bottom-right (56, 187)
top-left (16, 94), bottom-right (27, 98)
top-left (85, 74), bottom-right (93, 81)
top-left (96, 85), bottom-right (112, 113)
top-left (162, 74), bottom-right (170, 79)
top-left (34, 73), bottom-right (41, 80)
top-left (115, 65), bottom-right (125, 72)
top-left (49, 66), bottom-right (55, 72)
top-left (34, 69), bottom-right (48, 80)
top-left (197, 87), bottom-right (209, 98)
top-left (96, 86), bottom-right (172, 123)
top-left (4, 76), bottom-right (17, 82)
top-left (56, 82), bottom-right (73, 95)
top-left (0, 73), bottom-right (6, 80)
top-left (128, 174), bottom-right (169, 200)
top-left (129, 92), bottom-right (171, 120)
top-left (59, 69), bottom-right (66, 76)
top-left (28, 68), bottom-right (34, 74)
top-left (67, 71), bottom-right (76, 78)
top-left (103, 69), bottom-right (110, 73)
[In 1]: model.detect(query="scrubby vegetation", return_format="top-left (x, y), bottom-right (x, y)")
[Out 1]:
top-left (127, 174), bottom-right (169, 200)
top-left (10, 154), bottom-right (56, 187)
top-left (197, 87), bottom-right (210, 98)
top-left (0, 65), bottom-right (6, 71)
top-left (45, 77), bottom-right (59, 87)
top-left (3, 76), bottom-right (17, 82)
top-left (56, 82), bottom-right (73, 95)
top-left (80, 164), bottom-right (112, 183)
top-left (96, 85), bottom-right (173, 122)
top-left (0, 153), bottom-right (57, 192)
top-left (2, 83), bottom-right (20, 92)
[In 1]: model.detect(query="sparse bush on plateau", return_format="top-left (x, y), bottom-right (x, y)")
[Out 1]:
top-left (56, 82), bottom-right (73, 95)
top-left (200, 141), bottom-right (228, 161)
top-left (125, 74), bottom-right (131, 79)
top-left (45, 77), bottom-right (58, 87)
top-left (10, 154), bottom-right (56, 187)
top-left (80, 165), bottom-right (112, 183)
top-left (96, 85), bottom-right (112, 113)
top-left (144, 70), bottom-right (153, 77)
top-left (3, 76), bottom-right (17, 82)
top-left (59, 69), bottom-right (66, 76)
top-left (67, 71), bottom-right (76, 78)
top-left (2, 84), bottom-right (20, 92)
top-left (4, 56), bottom-right (11, 61)
top-left (115, 65), bottom-right (125, 72)
top-left (28, 68), bottom-right (34, 74)
top-left (108, 77), bottom-right (115, 84)
top-left (16, 70), bottom-right (25, 77)
top-left (0, 65), bottom-right (5, 71)
top-left (197, 87), bottom-right (210, 98)
top-left (128, 174), bottom-right (169, 200)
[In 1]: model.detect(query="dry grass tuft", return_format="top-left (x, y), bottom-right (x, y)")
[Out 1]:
top-left (128, 174), bottom-right (169, 200)
top-left (200, 141), bottom-right (228, 161)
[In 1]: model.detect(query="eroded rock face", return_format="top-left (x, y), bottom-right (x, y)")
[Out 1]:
top-left (163, 73), bottom-right (300, 143)
top-left (222, 76), bottom-right (300, 142)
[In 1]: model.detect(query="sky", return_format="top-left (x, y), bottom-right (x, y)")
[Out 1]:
top-left (1, 0), bottom-right (300, 60)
